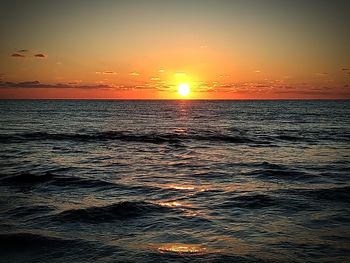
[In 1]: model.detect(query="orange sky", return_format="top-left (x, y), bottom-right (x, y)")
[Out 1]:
top-left (0, 0), bottom-right (349, 99)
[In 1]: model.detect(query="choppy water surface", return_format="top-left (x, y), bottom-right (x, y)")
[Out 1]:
top-left (0, 100), bottom-right (349, 263)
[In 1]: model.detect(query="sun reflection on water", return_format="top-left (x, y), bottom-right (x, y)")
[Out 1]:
top-left (165, 183), bottom-right (210, 192)
top-left (171, 185), bottom-right (195, 190)
top-left (158, 243), bottom-right (207, 254)
top-left (158, 201), bottom-right (183, 207)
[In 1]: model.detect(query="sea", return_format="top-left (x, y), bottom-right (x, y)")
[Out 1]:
top-left (0, 100), bottom-right (349, 263)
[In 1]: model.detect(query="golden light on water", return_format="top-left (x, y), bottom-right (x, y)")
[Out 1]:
top-left (171, 185), bottom-right (195, 190)
top-left (158, 201), bottom-right (183, 207)
top-left (158, 243), bottom-right (207, 254)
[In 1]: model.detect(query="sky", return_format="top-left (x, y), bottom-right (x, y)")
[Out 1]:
top-left (0, 0), bottom-right (349, 99)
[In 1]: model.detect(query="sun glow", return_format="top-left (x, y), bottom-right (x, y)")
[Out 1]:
top-left (158, 243), bottom-right (207, 254)
top-left (178, 83), bottom-right (190, 96)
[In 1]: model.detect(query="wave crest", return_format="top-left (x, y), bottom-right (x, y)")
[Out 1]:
top-left (55, 201), bottom-right (171, 223)
top-left (0, 131), bottom-right (269, 145)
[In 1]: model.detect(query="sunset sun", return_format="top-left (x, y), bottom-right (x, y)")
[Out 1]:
top-left (178, 83), bottom-right (190, 97)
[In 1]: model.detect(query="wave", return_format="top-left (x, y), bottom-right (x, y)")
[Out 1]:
top-left (3, 130), bottom-right (339, 145)
top-left (275, 134), bottom-right (304, 141)
top-left (1, 172), bottom-right (115, 189)
top-left (295, 186), bottom-right (350, 202)
top-left (246, 162), bottom-right (314, 181)
top-left (0, 172), bottom-right (173, 199)
top-left (54, 201), bottom-right (171, 223)
top-left (249, 169), bottom-right (312, 180)
top-left (219, 193), bottom-right (276, 209)
top-left (1, 172), bottom-right (54, 185)
top-left (7, 205), bottom-right (54, 218)
top-left (0, 232), bottom-right (84, 251)
top-left (0, 131), bottom-right (270, 145)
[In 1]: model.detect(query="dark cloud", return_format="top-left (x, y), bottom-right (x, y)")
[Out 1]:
top-left (34, 53), bottom-right (47, 58)
top-left (0, 81), bottom-right (111, 90)
top-left (11, 50), bottom-right (47, 58)
top-left (256, 84), bottom-right (271, 88)
top-left (341, 68), bottom-right (350, 71)
top-left (134, 85), bottom-right (155, 90)
top-left (0, 81), bottom-right (161, 91)
top-left (0, 81), bottom-right (40, 87)
top-left (11, 53), bottom-right (25, 58)
top-left (281, 86), bottom-right (297, 90)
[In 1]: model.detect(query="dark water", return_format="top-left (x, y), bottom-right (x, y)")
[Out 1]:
top-left (0, 100), bottom-right (349, 263)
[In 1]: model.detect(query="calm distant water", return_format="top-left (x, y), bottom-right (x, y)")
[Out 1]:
top-left (0, 100), bottom-right (349, 263)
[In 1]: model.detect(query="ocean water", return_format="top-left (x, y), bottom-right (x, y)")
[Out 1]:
top-left (0, 100), bottom-right (349, 263)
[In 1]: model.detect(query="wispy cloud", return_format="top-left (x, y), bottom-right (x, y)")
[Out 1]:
top-left (316, 72), bottom-right (328, 75)
top-left (0, 80), bottom-right (164, 92)
top-left (10, 50), bottom-right (47, 58)
top-left (129, 72), bottom-right (140, 76)
top-left (11, 53), bottom-right (25, 58)
top-left (34, 53), bottom-right (47, 58)
top-left (188, 80), bottom-right (349, 96)
top-left (341, 68), bottom-right (350, 74)
top-left (3, 79), bottom-right (346, 97)
top-left (96, 71), bottom-right (117, 75)
top-left (0, 81), bottom-right (110, 90)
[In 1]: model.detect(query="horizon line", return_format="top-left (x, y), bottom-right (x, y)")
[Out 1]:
top-left (0, 98), bottom-right (349, 101)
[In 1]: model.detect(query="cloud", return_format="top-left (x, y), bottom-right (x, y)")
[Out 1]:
top-left (129, 72), bottom-right (140, 76)
top-left (134, 85), bottom-right (153, 90)
top-left (219, 75), bottom-right (230, 78)
top-left (0, 80), bottom-right (111, 90)
top-left (316, 72), bottom-right (328, 75)
top-left (7, 79), bottom-right (344, 96)
top-left (194, 80), bottom-right (312, 94)
top-left (275, 89), bottom-right (350, 96)
top-left (34, 53), bottom-right (47, 58)
top-left (11, 53), bottom-right (25, 58)
top-left (11, 50), bottom-right (47, 59)
top-left (255, 84), bottom-right (271, 88)
top-left (95, 71), bottom-right (117, 75)
top-left (0, 80), bottom-right (164, 92)
top-left (340, 68), bottom-right (350, 74)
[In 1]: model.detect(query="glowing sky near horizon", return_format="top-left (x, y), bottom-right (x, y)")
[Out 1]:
top-left (0, 0), bottom-right (349, 99)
